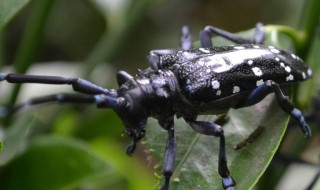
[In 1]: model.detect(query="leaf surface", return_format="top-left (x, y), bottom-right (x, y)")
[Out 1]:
top-left (2, 135), bottom-right (114, 190)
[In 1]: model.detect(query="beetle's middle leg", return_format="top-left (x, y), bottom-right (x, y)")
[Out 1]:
top-left (200, 23), bottom-right (265, 48)
top-left (185, 119), bottom-right (236, 190)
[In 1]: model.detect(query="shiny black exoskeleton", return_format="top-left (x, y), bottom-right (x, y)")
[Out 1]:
top-left (0, 23), bottom-right (312, 190)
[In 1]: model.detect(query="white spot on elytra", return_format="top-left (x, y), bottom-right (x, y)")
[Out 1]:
top-left (206, 68), bottom-right (211, 73)
top-left (182, 51), bottom-right (189, 57)
top-left (286, 74), bottom-right (294, 81)
top-left (211, 79), bottom-right (220, 89)
top-left (291, 53), bottom-right (297, 59)
top-left (198, 49), bottom-right (273, 73)
top-left (268, 46), bottom-right (280, 54)
top-left (280, 62), bottom-right (285, 68)
top-left (302, 72), bottom-right (306, 79)
top-left (234, 46), bottom-right (245, 50)
top-left (275, 57), bottom-right (280, 62)
top-left (256, 79), bottom-right (264, 86)
top-left (233, 86), bottom-right (240, 93)
top-left (252, 67), bottom-right (263, 76)
top-left (285, 66), bottom-right (291, 73)
top-left (270, 48), bottom-right (280, 54)
top-left (137, 78), bottom-right (149, 85)
top-left (199, 48), bottom-right (210, 54)
top-left (216, 90), bottom-right (221, 96)
top-left (247, 60), bottom-right (254, 65)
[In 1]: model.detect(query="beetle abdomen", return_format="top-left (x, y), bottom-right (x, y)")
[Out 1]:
top-left (176, 44), bottom-right (312, 103)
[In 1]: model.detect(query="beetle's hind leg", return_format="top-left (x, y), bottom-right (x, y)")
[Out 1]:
top-left (236, 80), bottom-right (311, 138)
top-left (200, 22), bottom-right (265, 48)
top-left (185, 119), bottom-right (236, 190)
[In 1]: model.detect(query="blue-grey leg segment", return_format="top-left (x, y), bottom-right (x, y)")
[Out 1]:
top-left (185, 119), bottom-right (236, 190)
top-left (291, 108), bottom-right (312, 138)
top-left (147, 49), bottom-right (178, 71)
top-left (116, 71), bottom-right (133, 86)
top-left (160, 119), bottom-right (176, 190)
top-left (180, 25), bottom-right (192, 50)
top-left (200, 23), bottom-right (265, 48)
top-left (253, 23), bottom-right (265, 44)
top-left (237, 80), bottom-right (311, 138)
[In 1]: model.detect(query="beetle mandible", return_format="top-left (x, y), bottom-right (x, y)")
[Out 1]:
top-left (0, 23), bottom-right (312, 190)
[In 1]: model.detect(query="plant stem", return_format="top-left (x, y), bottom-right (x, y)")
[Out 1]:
top-left (9, 0), bottom-right (54, 105)
top-left (84, 0), bottom-right (151, 78)
top-left (296, 0), bottom-right (320, 59)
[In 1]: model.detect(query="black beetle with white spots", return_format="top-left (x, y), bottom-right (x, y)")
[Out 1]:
top-left (0, 23), bottom-right (312, 190)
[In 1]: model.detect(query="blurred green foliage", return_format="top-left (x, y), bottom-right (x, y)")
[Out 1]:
top-left (0, 0), bottom-right (319, 190)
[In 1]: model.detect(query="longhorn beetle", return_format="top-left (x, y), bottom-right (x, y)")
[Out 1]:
top-left (0, 23), bottom-right (312, 190)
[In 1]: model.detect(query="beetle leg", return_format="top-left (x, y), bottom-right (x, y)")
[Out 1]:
top-left (236, 80), bottom-right (311, 138)
top-left (159, 119), bottom-right (176, 190)
top-left (180, 25), bottom-right (193, 50)
top-left (200, 22), bottom-right (265, 48)
top-left (147, 49), bottom-right (178, 71)
top-left (116, 70), bottom-right (133, 86)
top-left (0, 73), bottom-right (109, 95)
top-left (185, 119), bottom-right (236, 190)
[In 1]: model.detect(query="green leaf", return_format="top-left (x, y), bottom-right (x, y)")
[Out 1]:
top-left (145, 94), bottom-right (289, 189)
top-left (91, 138), bottom-right (155, 190)
top-left (1, 135), bottom-right (115, 190)
top-left (0, 140), bottom-right (3, 153)
top-left (0, 0), bottom-right (31, 32)
top-left (0, 113), bottom-right (35, 165)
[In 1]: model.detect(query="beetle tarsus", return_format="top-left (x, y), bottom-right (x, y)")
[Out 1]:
top-left (223, 176), bottom-right (236, 190)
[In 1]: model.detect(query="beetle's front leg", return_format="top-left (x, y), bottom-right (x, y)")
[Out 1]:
top-left (158, 119), bottom-right (176, 190)
top-left (185, 119), bottom-right (236, 190)
top-left (147, 49), bottom-right (177, 71)
top-left (200, 22), bottom-right (265, 48)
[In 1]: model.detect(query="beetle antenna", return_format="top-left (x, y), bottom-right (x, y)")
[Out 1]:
top-left (0, 93), bottom-right (121, 117)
